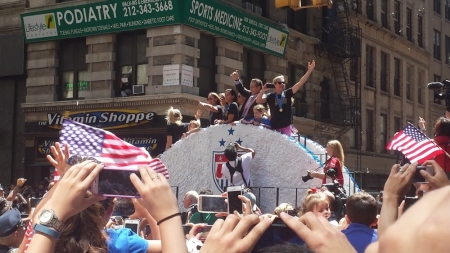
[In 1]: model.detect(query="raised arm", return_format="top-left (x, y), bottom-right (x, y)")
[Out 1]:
top-left (6, 178), bottom-right (27, 202)
top-left (256, 84), bottom-right (269, 104)
top-left (199, 100), bottom-right (219, 113)
top-left (231, 70), bottom-right (251, 98)
top-left (292, 60), bottom-right (315, 94)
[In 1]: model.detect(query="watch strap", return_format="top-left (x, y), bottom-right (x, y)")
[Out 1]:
top-left (33, 223), bottom-right (61, 239)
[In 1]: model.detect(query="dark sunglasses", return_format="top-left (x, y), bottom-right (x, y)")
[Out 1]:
top-left (277, 81), bottom-right (285, 84)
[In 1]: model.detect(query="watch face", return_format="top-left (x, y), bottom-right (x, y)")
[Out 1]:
top-left (40, 210), bottom-right (53, 223)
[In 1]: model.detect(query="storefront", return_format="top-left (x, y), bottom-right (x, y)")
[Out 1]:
top-left (22, 98), bottom-right (205, 186)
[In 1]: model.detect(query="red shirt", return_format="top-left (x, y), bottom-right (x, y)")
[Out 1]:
top-left (433, 136), bottom-right (450, 172)
top-left (322, 156), bottom-right (344, 185)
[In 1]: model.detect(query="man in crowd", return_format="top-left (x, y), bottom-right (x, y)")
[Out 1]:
top-left (0, 209), bottom-right (26, 253)
top-left (222, 143), bottom-right (255, 188)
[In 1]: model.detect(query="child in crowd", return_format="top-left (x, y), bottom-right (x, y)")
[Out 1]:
top-left (341, 192), bottom-right (378, 253)
top-left (240, 104), bottom-right (271, 129)
top-left (298, 188), bottom-right (338, 226)
top-left (182, 118), bottom-right (201, 139)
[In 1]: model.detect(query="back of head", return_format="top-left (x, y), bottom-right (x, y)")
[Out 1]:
top-left (199, 189), bottom-right (213, 195)
top-left (300, 190), bottom-right (328, 216)
top-left (346, 192), bottom-right (377, 226)
top-left (224, 143), bottom-right (238, 161)
top-left (434, 117), bottom-right (450, 137)
top-left (165, 106), bottom-right (182, 125)
top-left (55, 194), bottom-right (108, 253)
top-left (327, 140), bottom-right (345, 164)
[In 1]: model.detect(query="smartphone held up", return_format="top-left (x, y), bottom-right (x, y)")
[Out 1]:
top-left (91, 168), bottom-right (140, 198)
top-left (227, 186), bottom-right (243, 214)
top-left (198, 195), bottom-right (227, 213)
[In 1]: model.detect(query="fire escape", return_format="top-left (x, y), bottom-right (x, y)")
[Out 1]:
top-left (314, 0), bottom-right (362, 169)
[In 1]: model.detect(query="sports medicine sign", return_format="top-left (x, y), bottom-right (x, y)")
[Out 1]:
top-left (21, 0), bottom-right (288, 57)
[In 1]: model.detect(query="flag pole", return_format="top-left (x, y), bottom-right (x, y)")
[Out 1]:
top-left (408, 123), bottom-right (450, 159)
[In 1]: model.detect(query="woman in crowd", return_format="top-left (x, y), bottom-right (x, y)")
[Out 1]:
top-left (431, 117), bottom-right (450, 173)
top-left (198, 92), bottom-right (223, 126)
top-left (256, 60), bottom-right (315, 136)
top-left (165, 107), bottom-right (201, 150)
top-left (310, 140), bottom-right (345, 186)
top-left (214, 89), bottom-right (239, 125)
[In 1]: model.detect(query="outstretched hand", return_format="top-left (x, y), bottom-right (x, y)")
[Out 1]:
top-left (46, 142), bottom-right (70, 176)
top-left (307, 60), bottom-right (316, 72)
top-left (230, 70), bottom-right (239, 80)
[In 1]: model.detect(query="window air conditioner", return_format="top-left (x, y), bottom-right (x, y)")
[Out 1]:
top-left (254, 6), bottom-right (262, 15)
top-left (242, 2), bottom-right (253, 11)
top-left (132, 85), bottom-right (145, 95)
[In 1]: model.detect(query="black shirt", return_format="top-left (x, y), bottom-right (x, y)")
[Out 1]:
top-left (266, 88), bottom-right (294, 129)
top-left (166, 123), bottom-right (189, 144)
top-left (209, 105), bottom-right (223, 125)
top-left (0, 245), bottom-right (16, 253)
top-left (224, 102), bottom-right (240, 122)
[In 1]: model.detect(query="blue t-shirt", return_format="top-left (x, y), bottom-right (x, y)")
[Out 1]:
top-left (342, 223), bottom-right (378, 253)
top-left (250, 116), bottom-right (271, 128)
top-left (106, 228), bottom-right (148, 253)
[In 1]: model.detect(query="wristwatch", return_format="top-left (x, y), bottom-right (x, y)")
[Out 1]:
top-left (37, 209), bottom-right (64, 232)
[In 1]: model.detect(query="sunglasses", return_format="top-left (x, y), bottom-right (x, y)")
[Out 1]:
top-left (277, 81), bottom-right (285, 84)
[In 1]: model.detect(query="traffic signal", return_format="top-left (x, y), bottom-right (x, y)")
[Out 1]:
top-left (275, 0), bottom-right (333, 11)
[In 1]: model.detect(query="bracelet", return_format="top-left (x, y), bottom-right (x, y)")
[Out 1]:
top-left (157, 212), bottom-right (181, 226)
top-left (33, 224), bottom-right (61, 239)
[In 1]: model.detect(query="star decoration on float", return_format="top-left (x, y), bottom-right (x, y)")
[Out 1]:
top-left (219, 138), bottom-right (226, 147)
top-left (228, 127), bottom-right (235, 135)
top-left (236, 138), bottom-right (243, 145)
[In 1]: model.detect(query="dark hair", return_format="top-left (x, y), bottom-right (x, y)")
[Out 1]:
top-left (225, 89), bottom-right (238, 103)
top-left (55, 193), bottom-right (108, 253)
top-left (434, 117), bottom-right (450, 137)
top-left (224, 143), bottom-right (238, 161)
top-left (345, 192), bottom-right (378, 226)
top-left (251, 78), bottom-right (263, 89)
top-left (257, 243), bottom-right (311, 253)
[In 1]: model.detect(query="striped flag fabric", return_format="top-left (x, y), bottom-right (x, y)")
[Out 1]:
top-left (59, 119), bottom-right (169, 178)
top-left (386, 124), bottom-right (444, 164)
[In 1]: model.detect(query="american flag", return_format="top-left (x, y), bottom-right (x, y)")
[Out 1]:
top-left (59, 119), bottom-right (169, 178)
top-left (386, 124), bottom-right (444, 164)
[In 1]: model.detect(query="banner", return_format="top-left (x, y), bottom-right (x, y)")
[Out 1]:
top-left (21, 0), bottom-right (289, 57)
top-left (21, 0), bottom-right (180, 42)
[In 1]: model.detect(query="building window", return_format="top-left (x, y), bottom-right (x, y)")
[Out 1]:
top-left (380, 113), bottom-right (388, 153)
top-left (394, 58), bottom-right (401, 96)
top-left (366, 109), bottom-right (374, 151)
top-left (434, 30), bottom-right (441, 61)
top-left (366, 45), bottom-right (374, 87)
top-left (197, 34), bottom-right (216, 97)
top-left (366, 0), bottom-right (374, 20)
top-left (406, 8), bottom-right (412, 41)
top-left (394, 1), bottom-right (401, 35)
top-left (435, 0), bottom-right (442, 15)
top-left (417, 70), bottom-right (423, 104)
top-left (241, 48), bottom-right (265, 91)
top-left (446, 0), bottom-right (450, 20)
top-left (287, 2), bottom-right (307, 34)
top-left (446, 35), bottom-right (450, 65)
top-left (242, 0), bottom-right (267, 18)
top-left (381, 0), bottom-right (388, 28)
top-left (349, 58), bottom-right (358, 82)
top-left (380, 51), bottom-right (388, 92)
top-left (418, 16), bottom-right (423, 47)
top-left (59, 38), bottom-right (88, 100)
top-left (394, 116), bottom-right (401, 132)
top-left (406, 66), bottom-right (411, 100)
top-left (434, 74), bottom-right (442, 104)
top-left (116, 31), bottom-right (148, 97)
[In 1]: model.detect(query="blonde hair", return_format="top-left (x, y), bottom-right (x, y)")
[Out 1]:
top-left (165, 106), bottom-right (182, 125)
top-left (253, 104), bottom-right (266, 113)
top-left (273, 75), bottom-right (285, 84)
top-left (189, 120), bottom-right (200, 128)
top-left (299, 190), bottom-right (328, 216)
top-left (273, 203), bottom-right (294, 216)
top-left (327, 140), bottom-right (345, 165)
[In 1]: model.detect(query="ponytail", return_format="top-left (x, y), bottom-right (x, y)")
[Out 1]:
top-left (165, 106), bottom-right (182, 125)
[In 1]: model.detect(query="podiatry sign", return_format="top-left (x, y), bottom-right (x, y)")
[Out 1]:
top-left (21, 0), bottom-right (288, 57)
